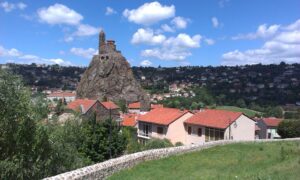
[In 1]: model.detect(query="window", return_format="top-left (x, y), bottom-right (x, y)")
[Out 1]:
top-left (197, 128), bottom-right (202, 136)
top-left (188, 126), bottom-right (192, 135)
top-left (157, 127), bottom-right (163, 134)
top-left (205, 127), bottom-right (225, 142)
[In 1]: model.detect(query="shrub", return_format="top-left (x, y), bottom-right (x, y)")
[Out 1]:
top-left (144, 138), bottom-right (173, 150)
top-left (277, 120), bottom-right (300, 138)
top-left (175, 142), bottom-right (184, 146)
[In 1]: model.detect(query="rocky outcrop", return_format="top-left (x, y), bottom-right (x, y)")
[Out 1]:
top-left (76, 31), bottom-right (150, 111)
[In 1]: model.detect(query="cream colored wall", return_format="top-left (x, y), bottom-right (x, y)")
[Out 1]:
top-left (224, 114), bottom-right (255, 140)
top-left (185, 125), bottom-right (205, 144)
top-left (150, 124), bottom-right (167, 139)
top-left (166, 112), bottom-right (194, 145)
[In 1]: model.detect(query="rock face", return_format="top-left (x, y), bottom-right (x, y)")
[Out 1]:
top-left (76, 31), bottom-right (150, 111)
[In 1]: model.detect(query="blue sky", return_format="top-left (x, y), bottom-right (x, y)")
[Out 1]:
top-left (0, 0), bottom-right (299, 67)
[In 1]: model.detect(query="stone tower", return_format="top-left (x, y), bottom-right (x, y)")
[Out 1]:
top-left (76, 30), bottom-right (151, 111)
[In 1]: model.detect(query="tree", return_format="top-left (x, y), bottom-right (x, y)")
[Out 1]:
top-left (236, 98), bottom-right (246, 108)
top-left (55, 99), bottom-right (65, 115)
top-left (79, 115), bottom-right (127, 162)
top-left (0, 70), bottom-right (53, 179)
top-left (32, 93), bottom-right (50, 121)
top-left (277, 120), bottom-right (300, 138)
top-left (117, 99), bottom-right (127, 113)
top-left (190, 102), bottom-right (198, 110)
top-left (265, 106), bottom-right (283, 118)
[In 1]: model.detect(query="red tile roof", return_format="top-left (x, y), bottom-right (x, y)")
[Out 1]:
top-left (101, 101), bottom-right (119, 109)
top-left (262, 117), bottom-right (282, 127)
top-left (151, 104), bottom-right (164, 109)
top-left (67, 99), bottom-right (96, 114)
top-left (47, 92), bottom-right (76, 97)
top-left (121, 113), bottom-right (139, 127)
top-left (138, 108), bottom-right (190, 125)
top-left (128, 102), bottom-right (140, 109)
top-left (185, 109), bottom-right (243, 129)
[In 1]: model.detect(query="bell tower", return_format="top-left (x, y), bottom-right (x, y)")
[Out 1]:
top-left (99, 30), bottom-right (106, 54)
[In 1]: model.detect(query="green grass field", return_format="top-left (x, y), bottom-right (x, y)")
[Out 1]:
top-left (109, 141), bottom-right (300, 180)
top-left (216, 106), bottom-right (261, 117)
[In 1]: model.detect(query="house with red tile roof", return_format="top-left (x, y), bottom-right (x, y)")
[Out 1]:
top-left (128, 102), bottom-right (163, 114)
top-left (121, 113), bottom-right (139, 127)
top-left (185, 109), bottom-right (256, 144)
top-left (47, 91), bottom-right (76, 103)
top-left (66, 99), bottom-right (120, 121)
top-left (256, 117), bottom-right (282, 139)
top-left (137, 108), bottom-right (194, 144)
top-left (136, 108), bottom-right (256, 145)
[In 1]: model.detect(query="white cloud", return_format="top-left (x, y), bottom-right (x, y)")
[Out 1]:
top-left (0, 45), bottom-right (72, 66)
top-left (70, 47), bottom-right (98, 59)
top-left (105, 6), bottom-right (117, 15)
top-left (141, 33), bottom-right (201, 61)
top-left (0, 2), bottom-right (27, 12)
top-left (232, 24), bottom-right (280, 40)
top-left (222, 19), bottom-right (300, 65)
top-left (0, 46), bottom-right (22, 57)
top-left (171, 16), bottom-right (188, 29)
top-left (73, 24), bottom-right (100, 36)
top-left (131, 28), bottom-right (166, 45)
top-left (140, 60), bottom-right (152, 66)
top-left (123, 1), bottom-right (175, 25)
top-left (161, 24), bottom-right (175, 32)
top-left (212, 17), bottom-right (219, 28)
top-left (204, 38), bottom-right (215, 45)
top-left (37, 3), bottom-right (83, 25)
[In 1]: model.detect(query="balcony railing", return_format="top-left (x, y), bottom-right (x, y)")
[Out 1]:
top-left (137, 131), bottom-right (151, 139)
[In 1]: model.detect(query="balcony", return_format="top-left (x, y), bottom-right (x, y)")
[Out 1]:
top-left (137, 131), bottom-right (151, 139)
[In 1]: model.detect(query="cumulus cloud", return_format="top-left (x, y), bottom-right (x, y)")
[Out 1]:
top-left (70, 47), bottom-right (98, 59)
top-left (73, 24), bottom-right (100, 36)
top-left (211, 17), bottom-right (219, 28)
top-left (37, 3), bottom-right (83, 25)
top-left (0, 1), bottom-right (27, 12)
top-left (232, 24), bottom-right (280, 40)
top-left (0, 46), bottom-right (22, 57)
top-left (131, 28), bottom-right (166, 45)
top-left (222, 19), bottom-right (300, 65)
top-left (141, 33), bottom-right (201, 61)
top-left (140, 60), bottom-right (152, 66)
top-left (204, 38), bottom-right (215, 45)
top-left (105, 6), bottom-right (117, 15)
top-left (161, 24), bottom-right (175, 32)
top-left (0, 45), bottom-right (72, 66)
top-left (171, 16), bottom-right (189, 29)
top-left (123, 1), bottom-right (175, 25)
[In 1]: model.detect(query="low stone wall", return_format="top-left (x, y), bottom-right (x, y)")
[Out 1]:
top-left (44, 138), bottom-right (300, 180)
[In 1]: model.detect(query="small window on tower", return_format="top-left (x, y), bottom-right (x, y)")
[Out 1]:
top-left (101, 56), bottom-right (105, 60)
top-left (106, 56), bottom-right (109, 60)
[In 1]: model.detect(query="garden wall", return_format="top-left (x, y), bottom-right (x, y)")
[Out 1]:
top-left (44, 138), bottom-right (300, 180)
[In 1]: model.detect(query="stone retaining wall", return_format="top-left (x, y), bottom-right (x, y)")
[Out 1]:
top-left (44, 138), bottom-right (300, 180)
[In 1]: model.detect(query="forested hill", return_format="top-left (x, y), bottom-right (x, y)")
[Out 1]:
top-left (1, 62), bottom-right (300, 106)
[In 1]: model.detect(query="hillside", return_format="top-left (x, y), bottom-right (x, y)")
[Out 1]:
top-left (216, 106), bottom-right (261, 117)
top-left (109, 141), bottom-right (300, 180)
top-left (1, 63), bottom-right (300, 106)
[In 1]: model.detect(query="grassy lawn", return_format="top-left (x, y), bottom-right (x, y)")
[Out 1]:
top-left (109, 141), bottom-right (300, 180)
top-left (216, 106), bottom-right (261, 117)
